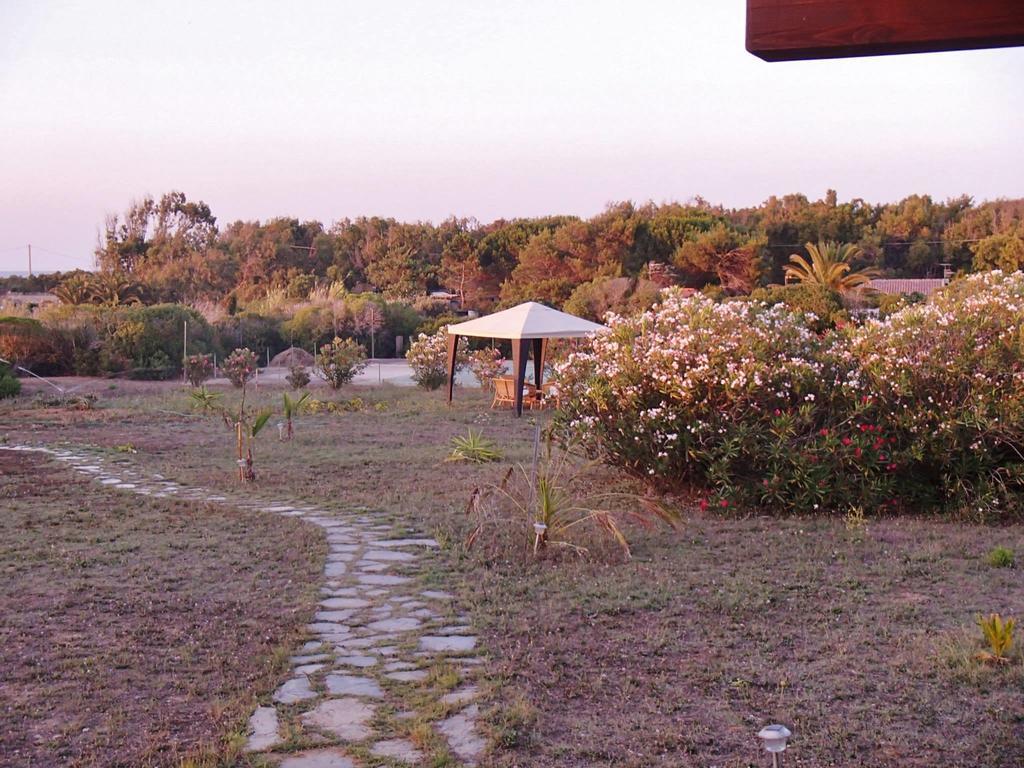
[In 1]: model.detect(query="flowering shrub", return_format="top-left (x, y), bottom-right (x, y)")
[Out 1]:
top-left (315, 337), bottom-right (368, 389)
top-left (406, 329), bottom-right (466, 390)
top-left (467, 347), bottom-right (505, 389)
top-left (555, 274), bottom-right (1024, 518)
top-left (852, 270), bottom-right (1024, 516)
top-left (223, 347), bottom-right (257, 388)
top-left (184, 353), bottom-right (214, 387)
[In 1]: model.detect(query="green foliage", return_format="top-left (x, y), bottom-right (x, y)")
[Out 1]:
top-left (0, 363), bottom-right (21, 399)
top-left (188, 386), bottom-right (222, 413)
top-left (987, 547), bottom-right (1015, 569)
top-left (447, 429), bottom-right (502, 463)
top-left (977, 613), bottom-right (1015, 663)
top-left (971, 233), bottom-right (1024, 272)
top-left (749, 283), bottom-right (846, 332)
top-left (223, 348), bottom-right (258, 388)
top-left (315, 337), bottom-right (368, 389)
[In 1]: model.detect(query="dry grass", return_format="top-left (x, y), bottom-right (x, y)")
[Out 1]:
top-left (3, 378), bottom-right (1024, 766)
top-left (0, 448), bottom-right (324, 767)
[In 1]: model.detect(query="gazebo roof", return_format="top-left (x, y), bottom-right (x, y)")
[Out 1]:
top-left (447, 301), bottom-right (606, 340)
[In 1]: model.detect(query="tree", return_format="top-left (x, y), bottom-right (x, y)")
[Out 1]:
top-left (971, 233), bottom-right (1024, 272)
top-left (440, 232), bottom-right (485, 308)
top-left (784, 241), bottom-right (879, 295)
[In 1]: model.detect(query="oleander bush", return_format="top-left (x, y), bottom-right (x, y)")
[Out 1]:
top-left (406, 328), bottom-right (466, 390)
top-left (555, 272), bottom-right (1024, 518)
top-left (315, 336), bottom-right (368, 389)
top-left (223, 347), bottom-right (258, 388)
top-left (184, 353), bottom-right (214, 387)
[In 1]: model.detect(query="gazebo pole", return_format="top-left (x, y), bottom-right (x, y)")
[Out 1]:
top-left (512, 338), bottom-right (530, 417)
top-left (532, 338), bottom-right (544, 388)
top-left (446, 333), bottom-right (460, 403)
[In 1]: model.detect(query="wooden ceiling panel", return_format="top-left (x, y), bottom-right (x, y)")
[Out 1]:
top-left (747, 0), bottom-right (1024, 61)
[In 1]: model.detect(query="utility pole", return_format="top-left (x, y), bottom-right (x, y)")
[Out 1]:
top-left (27, 244), bottom-right (32, 277)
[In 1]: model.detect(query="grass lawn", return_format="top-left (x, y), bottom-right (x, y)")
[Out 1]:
top-left (2, 379), bottom-right (1023, 767)
top-left (0, 442), bottom-right (324, 767)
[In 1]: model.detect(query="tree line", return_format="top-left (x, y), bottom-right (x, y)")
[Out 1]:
top-left (4, 189), bottom-right (1023, 312)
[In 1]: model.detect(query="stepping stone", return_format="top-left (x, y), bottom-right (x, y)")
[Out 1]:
top-left (115, 483), bottom-right (137, 489)
top-left (437, 625), bottom-right (474, 635)
top-left (325, 674), bottom-right (384, 698)
top-left (307, 622), bottom-right (351, 636)
top-left (294, 662), bottom-right (325, 675)
top-left (325, 562), bottom-right (348, 578)
top-left (278, 748), bottom-right (357, 767)
top-left (421, 590), bottom-right (454, 600)
top-left (301, 698), bottom-right (375, 741)
top-left (316, 610), bottom-right (356, 623)
top-left (357, 561), bottom-right (391, 573)
top-left (363, 549), bottom-right (417, 562)
top-left (441, 685), bottom-right (480, 707)
top-left (370, 738), bottom-right (424, 764)
top-left (374, 538), bottom-right (439, 548)
top-left (300, 641), bottom-right (324, 652)
top-left (290, 653), bottom-right (330, 664)
top-left (100, 478), bottom-right (121, 485)
top-left (337, 654), bottom-right (378, 668)
top-left (326, 553), bottom-right (354, 563)
top-left (366, 617), bottom-right (422, 633)
top-left (358, 574), bottom-right (410, 586)
top-left (244, 705), bottom-right (282, 752)
top-left (420, 635), bottom-right (477, 653)
top-left (438, 704), bottom-right (486, 766)
top-left (384, 661), bottom-right (417, 672)
top-left (385, 670), bottom-right (428, 683)
top-left (273, 676), bottom-right (316, 704)
top-left (321, 597), bottom-right (370, 610)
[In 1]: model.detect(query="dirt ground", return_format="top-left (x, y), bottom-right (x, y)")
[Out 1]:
top-left (2, 379), bottom-right (1023, 767)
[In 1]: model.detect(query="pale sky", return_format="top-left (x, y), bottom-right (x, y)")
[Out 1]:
top-left (1, 0), bottom-right (1022, 272)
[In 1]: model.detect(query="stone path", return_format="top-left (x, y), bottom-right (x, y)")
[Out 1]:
top-left (3, 444), bottom-right (488, 767)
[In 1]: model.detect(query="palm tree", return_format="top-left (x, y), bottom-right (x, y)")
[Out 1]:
top-left (52, 275), bottom-right (93, 305)
top-left (87, 272), bottom-right (144, 306)
top-left (784, 241), bottom-right (879, 294)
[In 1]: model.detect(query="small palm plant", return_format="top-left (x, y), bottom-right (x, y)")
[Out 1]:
top-left (976, 613), bottom-right (1015, 664)
top-left (468, 436), bottom-right (679, 558)
top-left (448, 429), bottom-right (502, 463)
top-left (241, 409), bottom-right (273, 481)
top-left (281, 391), bottom-right (310, 440)
top-left (188, 386), bottom-right (222, 413)
top-left (784, 241), bottom-right (879, 295)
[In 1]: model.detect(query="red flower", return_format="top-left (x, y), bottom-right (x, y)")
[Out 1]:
top-left (887, 463), bottom-right (898, 471)
top-left (841, 437), bottom-right (852, 446)
top-left (854, 447), bottom-right (863, 458)
top-left (719, 499), bottom-right (729, 508)
top-left (819, 428), bottom-right (829, 437)
top-left (699, 498), bottom-right (708, 511)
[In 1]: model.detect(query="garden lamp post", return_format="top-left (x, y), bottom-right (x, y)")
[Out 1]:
top-left (757, 724), bottom-right (791, 768)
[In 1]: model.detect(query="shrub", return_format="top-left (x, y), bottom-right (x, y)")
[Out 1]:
top-left (467, 347), bottom-right (505, 389)
top-left (0, 363), bottom-right (20, 399)
top-left (0, 317), bottom-right (71, 375)
top-left (406, 328), bottom-right (466, 390)
top-left (286, 364), bottom-right (311, 389)
top-left (184, 354), bottom-right (214, 387)
top-left (555, 273), bottom-right (1024, 518)
top-left (315, 337), bottom-right (368, 389)
top-left (223, 348), bottom-right (258, 388)
top-left (987, 547), bottom-right (1015, 569)
top-left (749, 283), bottom-right (846, 332)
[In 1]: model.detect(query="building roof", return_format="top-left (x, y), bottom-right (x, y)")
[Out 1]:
top-left (447, 301), bottom-right (606, 340)
top-left (869, 279), bottom-right (948, 297)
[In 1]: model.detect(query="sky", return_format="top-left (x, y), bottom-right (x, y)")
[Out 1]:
top-left (1, 1), bottom-right (1022, 273)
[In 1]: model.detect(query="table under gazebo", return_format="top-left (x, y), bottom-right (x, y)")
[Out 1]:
top-left (445, 301), bottom-right (606, 416)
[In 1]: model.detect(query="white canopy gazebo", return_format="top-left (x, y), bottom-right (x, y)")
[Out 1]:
top-left (445, 301), bottom-right (606, 416)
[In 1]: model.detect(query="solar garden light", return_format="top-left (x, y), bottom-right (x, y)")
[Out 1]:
top-left (277, 421), bottom-right (286, 441)
top-left (757, 724), bottom-right (791, 767)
